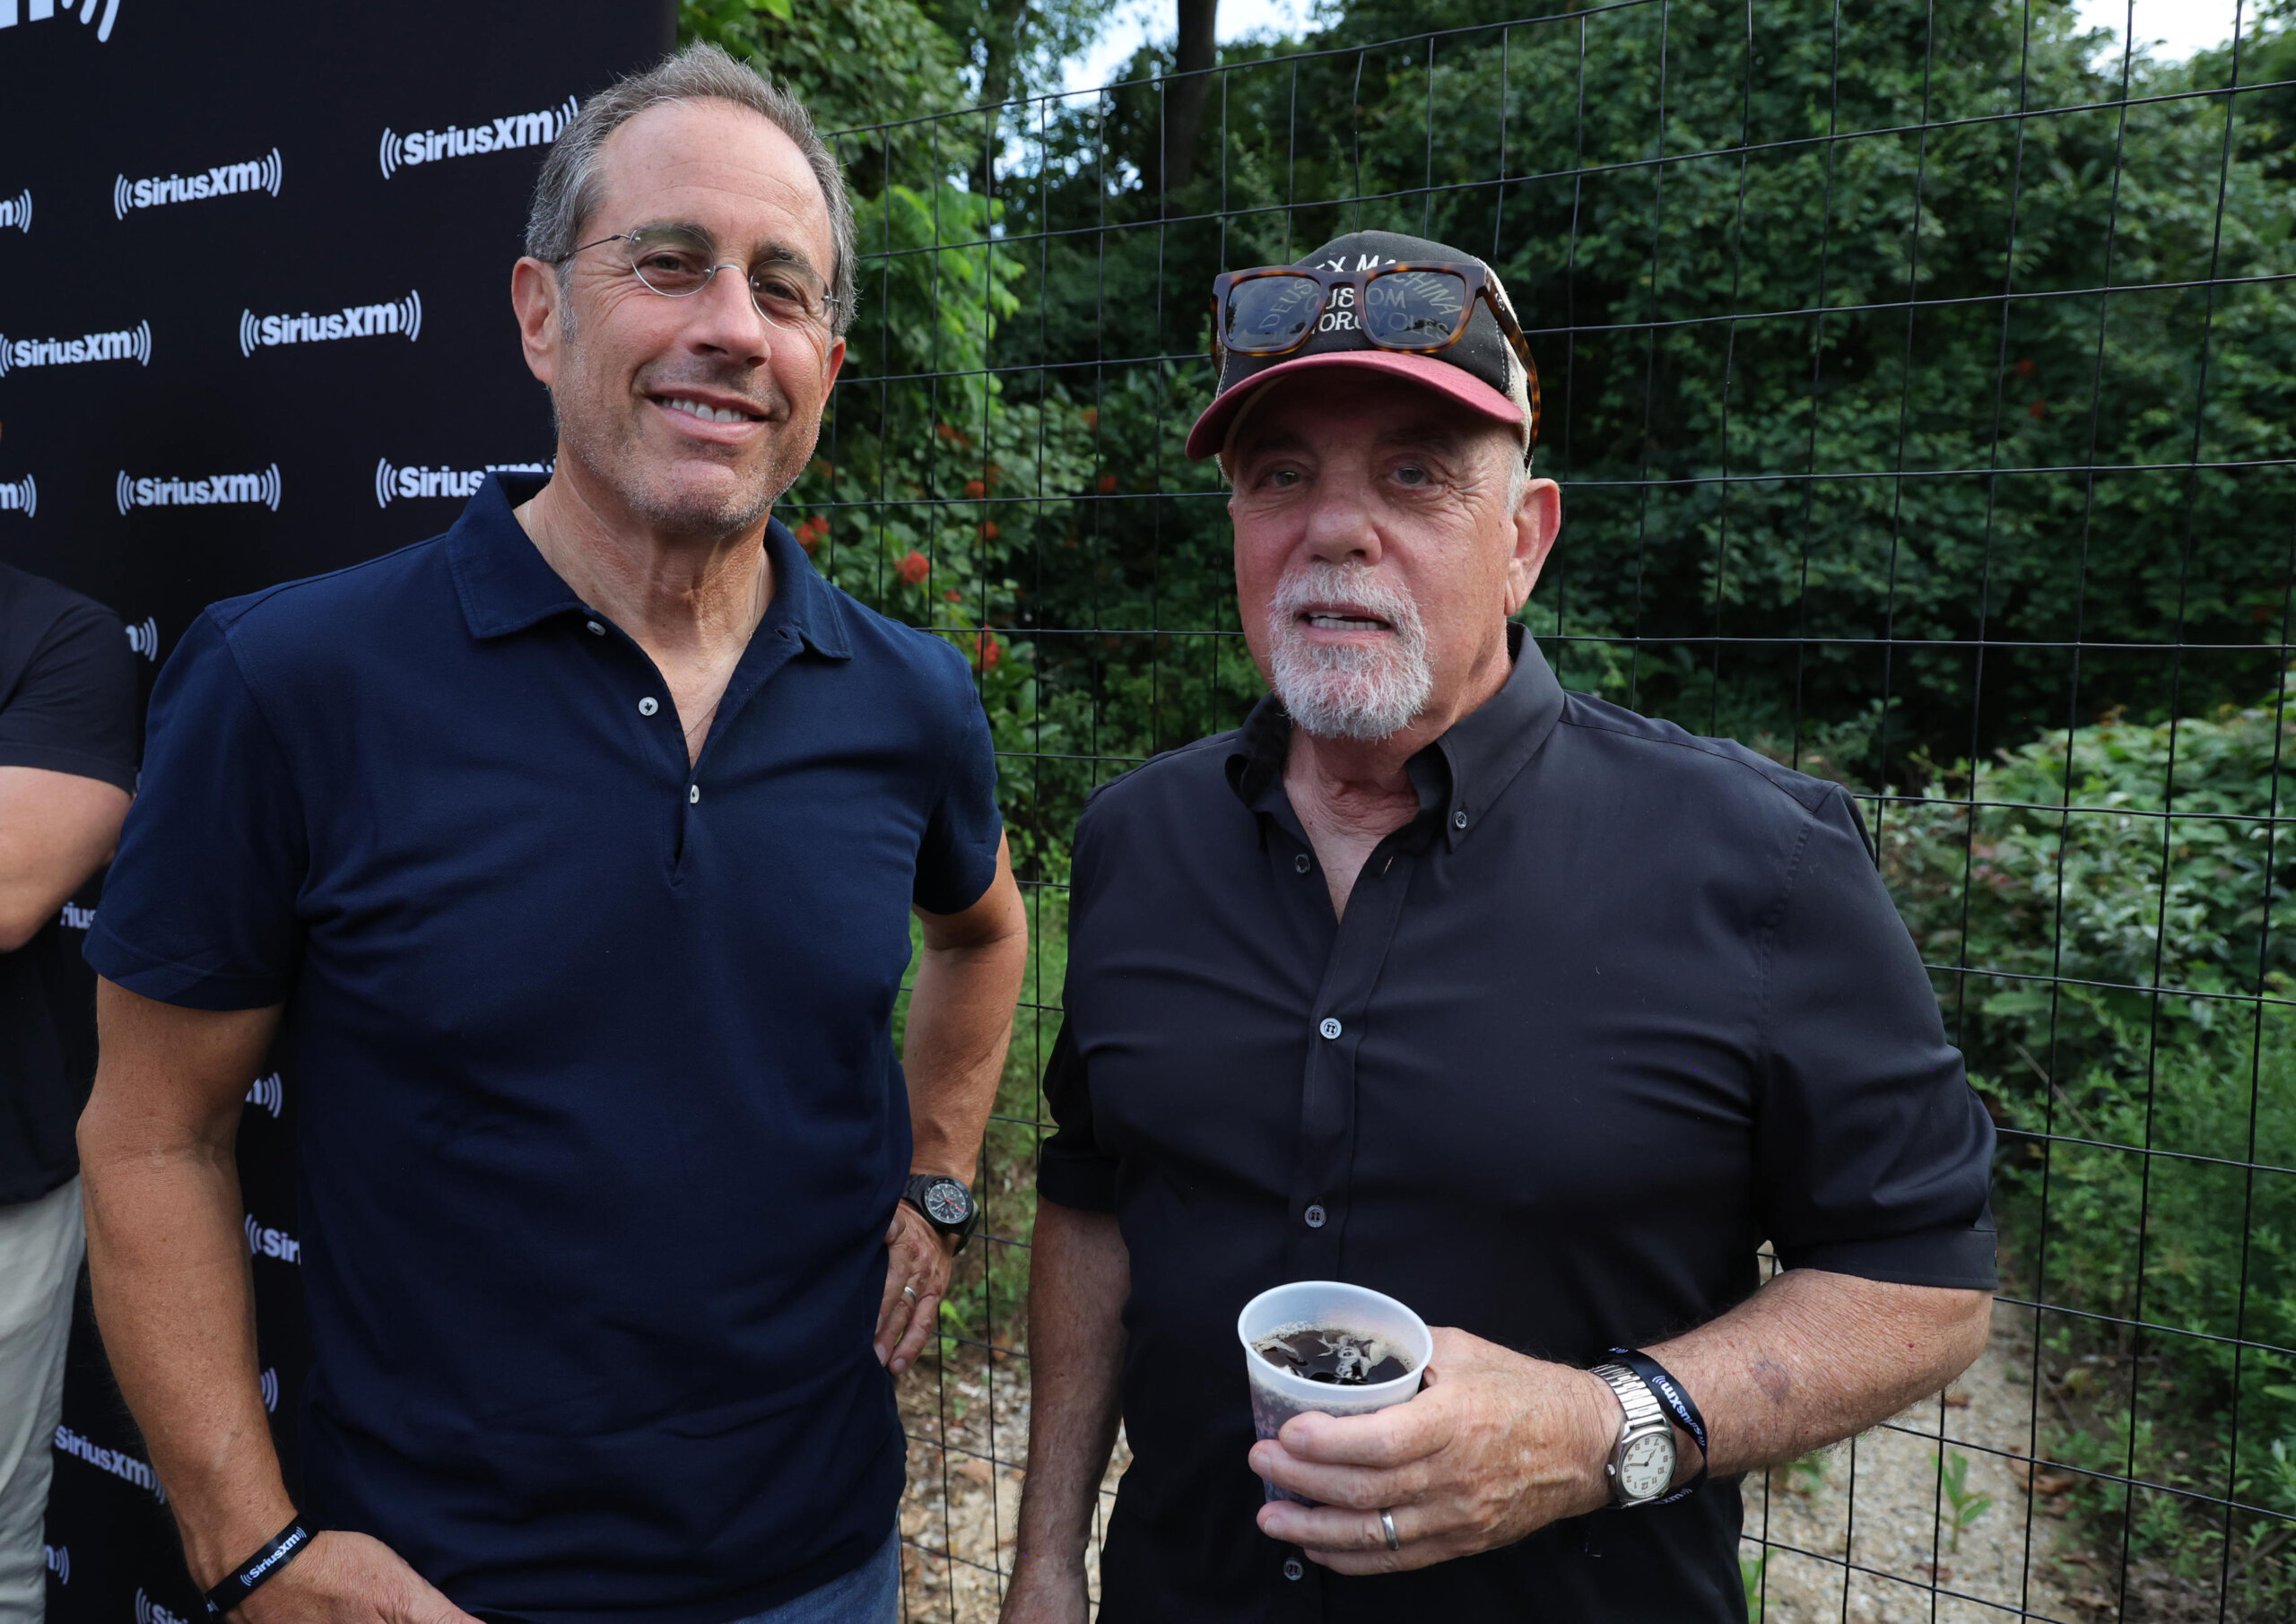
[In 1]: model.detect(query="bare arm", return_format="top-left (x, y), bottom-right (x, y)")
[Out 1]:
top-left (1648, 1269), bottom-right (1991, 1478)
top-left (1000, 1199), bottom-right (1129, 1624)
top-left (81, 981), bottom-right (481, 1624)
top-left (0, 765), bottom-right (129, 951)
top-left (874, 834), bottom-right (1030, 1374)
top-left (1255, 1268), bottom-right (1992, 1574)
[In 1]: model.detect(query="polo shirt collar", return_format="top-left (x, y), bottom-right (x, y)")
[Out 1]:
top-left (1228, 622), bottom-right (1566, 849)
top-left (448, 472), bottom-right (852, 659)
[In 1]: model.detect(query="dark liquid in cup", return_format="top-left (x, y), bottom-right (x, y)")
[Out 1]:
top-left (1253, 1326), bottom-right (1413, 1386)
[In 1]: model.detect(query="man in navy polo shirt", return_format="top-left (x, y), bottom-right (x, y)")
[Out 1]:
top-left (77, 46), bottom-right (1026, 1624)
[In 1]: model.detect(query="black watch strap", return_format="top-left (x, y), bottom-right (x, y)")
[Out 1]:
top-left (203, 1515), bottom-right (317, 1618)
top-left (902, 1173), bottom-right (980, 1253)
top-left (1606, 1348), bottom-right (1709, 1503)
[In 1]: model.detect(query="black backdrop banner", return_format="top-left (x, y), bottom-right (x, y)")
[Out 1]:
top-left (0, 4), bottom-right (674, 1618)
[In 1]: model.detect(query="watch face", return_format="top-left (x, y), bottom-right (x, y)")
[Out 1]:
top-left (1619, 1433), bottom-right (1674, 1501)
top-left (922, 1178), bottom-right (972, 1226)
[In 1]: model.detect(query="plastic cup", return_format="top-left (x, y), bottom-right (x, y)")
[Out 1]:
top-left (1236, 1280), bottom-right (1433, 1505)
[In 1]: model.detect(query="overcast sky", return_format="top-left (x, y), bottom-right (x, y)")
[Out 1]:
top-left (1059, 0), bottom-right (2258, 100)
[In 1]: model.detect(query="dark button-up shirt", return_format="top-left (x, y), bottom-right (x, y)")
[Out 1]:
top-left (1040, 627), bottom-right (1996, 1623)
top-left (89, 475), bottom-right (1003, 1624)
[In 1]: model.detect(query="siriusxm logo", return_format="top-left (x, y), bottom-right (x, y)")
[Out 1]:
top-left (375, 456), bottom-right (551, 508)
top-left (240, 291), bottom-right (420, 355)
top-left (125, 615), bottom-right (158, 660)
top-left (0, 320), bottom-right (151, 375)
top-left (117, 465), bottom-right (280, 516)
top-left (114, 149), bottom-right (281, 220)
top-left (378, 95), bottom-right (577, 178)
top-left (0, 2), bottom-right (125, 47)
top-left (245, 1071), bottom-right (283, 1118)
top-left (245, 1213), bottom-right (300, 1264)
top-left (57, 901), bottom-right (93, 931)
top-left (44, 1545), bottom-right (67, 1585)
top-left (133, 1589), bottom-right (185, 1624)
top-left (0, 473), bottom-right (32, 518)
top-left (0, 187), bottom-right (29, 233)
top-left (53, 1425), bottom-right (163, 1500)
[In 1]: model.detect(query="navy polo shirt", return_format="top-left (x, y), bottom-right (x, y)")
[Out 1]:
top-left (88, 474), bottom-right (1002, 1623)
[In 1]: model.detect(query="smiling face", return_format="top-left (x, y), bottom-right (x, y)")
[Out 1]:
top-left (513, 98), bottom-right (845, 542)
top-left (1227, 376), bottom-right (1561, 743)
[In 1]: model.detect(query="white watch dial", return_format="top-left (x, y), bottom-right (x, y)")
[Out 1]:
top-left (1619, 1432), bottom-right (1674, 1500)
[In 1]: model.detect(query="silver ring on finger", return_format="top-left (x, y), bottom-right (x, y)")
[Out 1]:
top-left (1379, 1508), bottom-right (1401, 1552)
top-left (901, 1285), bottom-right (918, 1304)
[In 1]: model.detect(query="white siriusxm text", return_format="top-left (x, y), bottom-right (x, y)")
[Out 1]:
top-left (0, 321), bottom-right (152, 372)
top-left (114, 149), bottom-right (282, 218)
top-left (379, 96), bottom-right (578, 178)
top-left (52, 1425), bottom-right (164, 1500)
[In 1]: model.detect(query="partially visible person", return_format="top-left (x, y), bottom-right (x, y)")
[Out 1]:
top-left (0, 554), bottom-right (137, 1624)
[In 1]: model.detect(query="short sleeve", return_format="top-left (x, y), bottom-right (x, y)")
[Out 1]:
top-left (911, 662), bottom-right (1003, 916)
top-left (0, 597), bottom-right (139, 793)
top-left (83, 611), bottom-right (307, 1010)
top-left (1036, 1018), bottom-right (1118, 1213)
top-left (1756, 787), bottom-right (1998, 1290)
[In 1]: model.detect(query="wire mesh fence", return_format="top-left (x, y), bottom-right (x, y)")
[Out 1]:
top-left (781, 4), bottom-right (2296, 1619)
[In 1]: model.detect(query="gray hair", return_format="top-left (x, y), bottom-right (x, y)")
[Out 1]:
top-left (526, 42), bottom-right (857, 336)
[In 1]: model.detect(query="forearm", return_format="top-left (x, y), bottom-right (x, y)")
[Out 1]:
top-left (80, 1114), bottom-right (289, 1583)
top-left (1646, 1267), bottom-right (1993, 1477)
top-left (904, 886), bottom-right (1027, 1179)
top-left (1014, 1201), bottom-right (1129, 1573)
top-left (0, 768), bottom-right (129, 951)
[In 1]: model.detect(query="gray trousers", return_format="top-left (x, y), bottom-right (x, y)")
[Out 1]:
top-left (0, 1177), bottom-right (83, 1624)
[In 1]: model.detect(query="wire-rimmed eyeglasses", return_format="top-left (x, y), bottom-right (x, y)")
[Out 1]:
top-left (558, 223), bottom-right (842, 334)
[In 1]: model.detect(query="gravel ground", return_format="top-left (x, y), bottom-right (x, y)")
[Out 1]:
top-left (891, 1302), bottom-right (2090, 1623)
top-left (1743, 1301), bottom-right (2091, 1623)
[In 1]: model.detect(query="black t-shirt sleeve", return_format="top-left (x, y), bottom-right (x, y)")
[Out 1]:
top-left (1755, 786), bottom-right (1999, 1290)
top-left (1037, 1017), bottom-right (1119, 1212)
top-left (0, 598), bottom-right (138, 793)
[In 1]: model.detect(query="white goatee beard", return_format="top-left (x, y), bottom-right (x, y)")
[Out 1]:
top-left (1266, 562), bottom-right (1434, 742)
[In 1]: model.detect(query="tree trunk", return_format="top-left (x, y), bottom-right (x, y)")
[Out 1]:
top-left (1160, 0), bottom-right (1219, 202)
top-left (969, 0), bottom-right (1030, 199)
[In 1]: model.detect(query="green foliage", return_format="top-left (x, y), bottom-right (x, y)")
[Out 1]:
top-left (683, 0), bottom-right (970, 135)
top-left (1935, 1449), bottom-right (1996, 1553)
top-left (1881, 672), bottom-right (2296, 1083)
top-left (1882, 671), bottom-right (2296, 1604)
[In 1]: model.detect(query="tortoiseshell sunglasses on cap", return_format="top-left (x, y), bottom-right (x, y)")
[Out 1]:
top-left (1209, 261), bottom-right (1539, 449)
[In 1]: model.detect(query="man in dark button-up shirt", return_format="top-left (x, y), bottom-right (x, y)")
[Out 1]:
top-left (1003, 231), bottom-right (1996, 1623)
top-left (79, 47), bottom-right (1026, 1624)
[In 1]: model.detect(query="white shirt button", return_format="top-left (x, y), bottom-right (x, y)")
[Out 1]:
top-left (1453, 808), bottom-right (1469, 829)
top-left (586, 620), bottom-right (605, 636)
top-left (688, 785), bottom-right (700, 805)
top-left (1304, 1203), bottom-right (1326, 1229)
top-left (638, 697), bottom-right (659, 716)
top-left (1293, 853), bottom-right (1311, 873)
top-left (1283, 1559), bottom-right (1304, 1582)
top-left (1318, 1017), bottom-right (1342, 1040)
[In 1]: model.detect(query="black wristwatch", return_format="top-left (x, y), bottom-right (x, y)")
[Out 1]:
top-left (902, 1173), bottom-right (979, 1253)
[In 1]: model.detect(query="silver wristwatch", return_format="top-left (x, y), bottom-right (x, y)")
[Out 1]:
top-left (1591, 1361), bottom-right (1677, 1507)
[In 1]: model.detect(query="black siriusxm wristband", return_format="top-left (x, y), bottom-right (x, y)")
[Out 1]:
top-left (1607, 1348), bottom-right (1710, 1504)
top-left (203, 1516), bottom-right (317, 1618)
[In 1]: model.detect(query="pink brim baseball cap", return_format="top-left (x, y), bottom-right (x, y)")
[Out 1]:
top-left (1183, 348), bottom-right (1525, 462)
